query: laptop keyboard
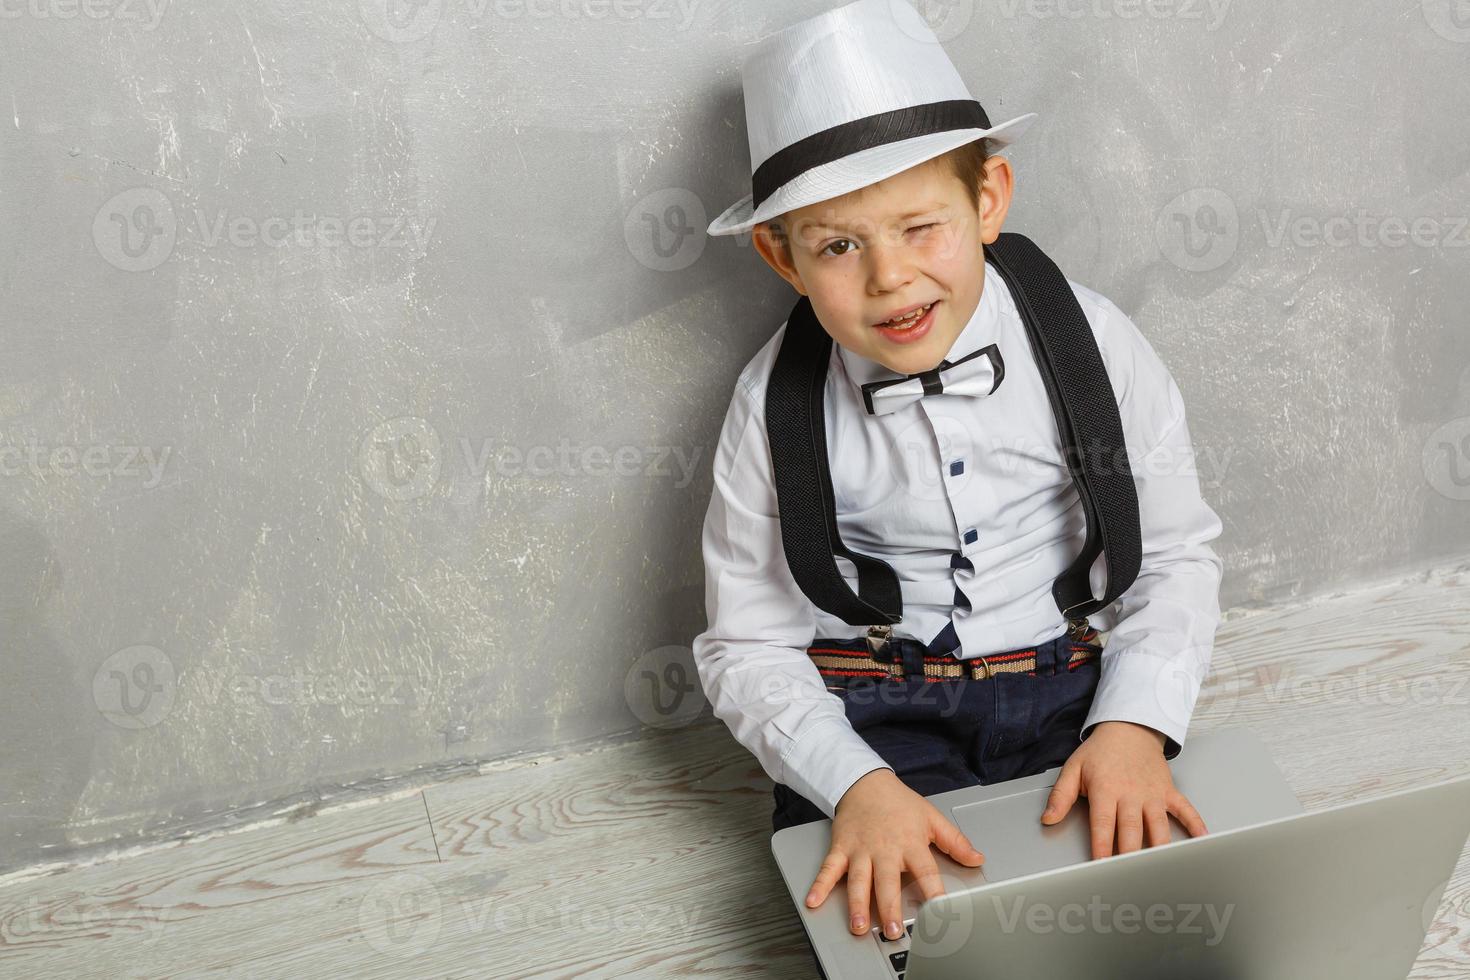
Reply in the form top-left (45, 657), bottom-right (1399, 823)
top-left (871, 919), bottom-right (915, 977)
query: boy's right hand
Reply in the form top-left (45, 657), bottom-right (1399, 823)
top-left (803, 768), bottom-right (985, 940)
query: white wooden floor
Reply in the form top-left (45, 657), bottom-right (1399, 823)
top-left (2, 565), bottom-right (1469, 978)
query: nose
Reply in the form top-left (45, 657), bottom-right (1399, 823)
top-left (866, 241), bottom-right (917, 298)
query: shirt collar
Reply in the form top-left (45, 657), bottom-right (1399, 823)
top-left (836, 257), bottom-right (1007, 395)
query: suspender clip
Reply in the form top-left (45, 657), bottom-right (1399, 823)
top-left (865, 624), bottom-right (894, 662)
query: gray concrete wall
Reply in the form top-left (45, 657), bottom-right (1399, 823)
top-left (1, 0), bottom-right (1467, 869)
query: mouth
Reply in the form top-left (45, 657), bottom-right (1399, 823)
top-left (872, 300), bottom-right (939, 343)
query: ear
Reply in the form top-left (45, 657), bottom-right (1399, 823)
top-left (752, 220), bottom-right (808, 296)
top-left (977, 155), bottom-right (1015, 246)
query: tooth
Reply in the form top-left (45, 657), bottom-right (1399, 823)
top-left (883, 303), bottom-right (930, 326)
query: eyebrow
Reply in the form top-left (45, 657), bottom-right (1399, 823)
top-left (799, 203), bottom-right (947, 234)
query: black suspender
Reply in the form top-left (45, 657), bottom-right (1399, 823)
top-left (766, 293), bottom-right (905, 628)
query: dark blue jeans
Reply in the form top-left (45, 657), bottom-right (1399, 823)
top-left (771, 627), bottom-right (1103, 978)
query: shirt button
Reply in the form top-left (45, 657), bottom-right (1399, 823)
top-left (949, 459), bottom-right (965, 476)
top-left (963, 528), bottom-right (978, 544)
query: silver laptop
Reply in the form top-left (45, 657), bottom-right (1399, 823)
top-left (772, 727), bottom-right (1470, 979)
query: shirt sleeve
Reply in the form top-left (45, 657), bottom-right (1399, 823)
top-left (1076, 299), bottom-right (1226, 760)
top-left (691, 374), bottom-right (894, 817)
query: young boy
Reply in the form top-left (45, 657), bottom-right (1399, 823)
top-left (691, 0), bottom-right (1224, 956)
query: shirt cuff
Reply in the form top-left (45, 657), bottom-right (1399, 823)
top-left (780, 715), bottom-right (894, 818)
top-left (1078, 651), bottom-right (1199, 761)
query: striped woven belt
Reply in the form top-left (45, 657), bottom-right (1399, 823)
top-left (808, 626), bottom-right (1102, 685)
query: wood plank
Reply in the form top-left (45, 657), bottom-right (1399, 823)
top-left (0, 792), bottom-right (440, 978)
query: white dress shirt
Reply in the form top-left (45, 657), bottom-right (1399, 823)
top-left (691, 257), bottom-right (1225, 818)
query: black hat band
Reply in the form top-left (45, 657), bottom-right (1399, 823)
top-left (750, 98), bottom-right (994, 211)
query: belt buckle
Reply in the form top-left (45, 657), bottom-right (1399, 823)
top-left (1066, 617), bottom-right (1092, 641)
top-left (866, 624), bottom-right (895, 663)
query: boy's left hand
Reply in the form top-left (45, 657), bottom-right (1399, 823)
top-left (1039, 720), bottom-right (1209, 858)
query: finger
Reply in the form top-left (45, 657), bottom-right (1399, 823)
top-left (1167, 791), bottom-right (1209, 837)
top-left (806, 849), bottom-right (849, 907)
top-left (907, 850), bottom-right (947, 904)
top-left (1143, 801), bottom-right (1172, 848)
top-left (846, 853), bottom-right (873, 935)
top-left (930, 813), bottom-right (984, 865)
top-left (1041, 760), bottom-right (1081, 824)
top-left (1116, 798), bottom-right (1145, 854)
top-left (1089, 795), bottom-right (1118, 859)
top-left (874, 857), bottom-right (905, 940)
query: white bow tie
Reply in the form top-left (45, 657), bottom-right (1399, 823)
top-left (859, 343), bottom-right (1005, 416)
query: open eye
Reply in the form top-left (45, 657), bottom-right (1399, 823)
top-left (820, 239), bottom-right (858, 257)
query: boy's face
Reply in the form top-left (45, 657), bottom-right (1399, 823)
top-left (752, 153), bottom-right (1013, 378)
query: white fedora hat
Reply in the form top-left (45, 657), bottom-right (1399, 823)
top-left (707, 0), bottom-right (1037, 238)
